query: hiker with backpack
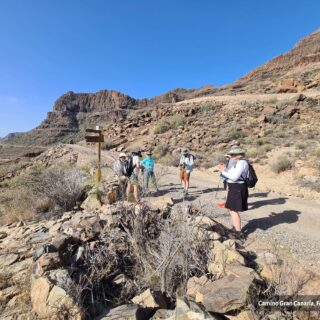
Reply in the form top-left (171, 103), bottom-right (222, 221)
top-left (179, 149), bottom-right (194, 195)
top-left (113, 152), bottom-right (129, 198)
top-left (218, 146), bottom-right (256, 240)
top-left (218, 140), bottom-right (241, 208)
top-left (126, 149), bottom-right (143, 204)
top-left (140, 150), bottom-right (159, 195)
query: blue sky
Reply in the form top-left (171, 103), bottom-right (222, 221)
top-left (0, 0), bottom-right (319, 137)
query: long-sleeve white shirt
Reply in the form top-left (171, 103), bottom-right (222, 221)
top-left (221, 159), bottom-right (249, 183)
top-left (180, 155), bottom-right (194, 173)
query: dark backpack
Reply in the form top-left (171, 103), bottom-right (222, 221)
top-left (123, 156), bottom-right (135, 177)
top-left (242, 160), bottom-right (258, 188)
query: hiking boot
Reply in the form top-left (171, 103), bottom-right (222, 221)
top-left (236, 231), bottom-right (246, 244)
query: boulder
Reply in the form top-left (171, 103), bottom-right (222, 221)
top-left (151, 308), bottom-right (175, 320)
top-left (226, 310), bottom-right (255, 320)
top-left (37, 252), bottom-right (61, 273)
top-left (208, 241), bottom-right (245, 277)
top-left (30, 277), bottom-right (51, 318)
top-left (187, 275), bottom-right (210, 299)
top-left (47, 269), bottom-right (73, 292)
top-left (277, 78), bottom-right (305, 93)
top-left (0, 254), bottom-right (19, 268)
top-left (149, 197), bottom-right (174, 211)
top-left (176, 297), bottom-right (220, 320)
top-left (98, 304), bottom-right (152, 320)
top-left (0, 231), bottom-right (8, 239)
top-left (81, 193), bottom-right (102, 211)
top-left (195, 271), bottom-right (256, 313)
top-left (132, 289), bottom-right (167, 309)
top-left (46, 285), bottom-right (81, 318)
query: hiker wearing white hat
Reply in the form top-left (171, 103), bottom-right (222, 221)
top-left (218, 146), bottom-right (248, 240)
top-left (179, 149), bottom-right (194, 195)
top-left (113, 152), bottom-right (128, 198)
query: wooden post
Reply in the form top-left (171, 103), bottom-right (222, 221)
top-left (85, 126), bottom-right (104, 188)
top-left (96, 130), bottom-right (102, 185)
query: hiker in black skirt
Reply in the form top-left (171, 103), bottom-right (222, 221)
top-left (218, 147), bottom-right (248, 239)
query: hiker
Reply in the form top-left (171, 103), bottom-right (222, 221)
top-left (179, 149), bottom-right (194, 195)
top-left (113, 152), bottom-right (129, 197)
top-left (218, 147), bottom-right (248, 239)
top-left (140, 150), bottom-right (158, 195)
top-left (217, 141), bottom-right (241, 208)
top-left (127, 149), bottom-right (143, 203)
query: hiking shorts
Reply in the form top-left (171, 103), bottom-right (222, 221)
top-left (180, 168), bottom-right (190, 182)
top-left (225, 183), bottom-right (248, 212)
top-left (128, 173), bottom-right (139, 186)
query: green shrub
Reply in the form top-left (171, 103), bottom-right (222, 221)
top-left (247, 147), bottom-right (259, 158)
top-left (263, 97), bottom-right (278, 104)
top-left (256, 137), bottom-right (271, 146)
top-left (153, 143), bottom-right (170, 160)
top-left (228, 129), bottom-right (245, 140)
top-left (101, 140), bottom-right (116, 150)
top-left (261, 144), bottom-right (274, 152)
top-left (202, 102), bottom-right (217, 112)
top-left (154, 119), bottom-right (170, 134)
top-left (271, 157), bottom-right (293, 174)
top-left (170, 114), bottom-right (185, 129)
top-left (154, 115), bottom-right (185, 134)
top-left (296, 143), bottom-right (307, 150)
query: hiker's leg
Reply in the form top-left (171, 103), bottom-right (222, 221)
top-left (151, 171), bottom-right (158, 190)
top-left (229, 210), bottom-right (241, 232)
top-left (126, 183), bottom-right (131, 200)
top-left (143, 171), bottom-right (148, 192)
top-left (134, 185), bottom-right (140, 202)
top-left (185, 173), bottom-right (190, 191)
top-left (180, 168), bottom-right (184, 186)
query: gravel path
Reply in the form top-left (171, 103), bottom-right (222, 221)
top-left (147, 166), bottom-right (320, 271)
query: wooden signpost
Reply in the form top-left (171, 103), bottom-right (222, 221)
top-left (85, 126), bottom-right (104, 186)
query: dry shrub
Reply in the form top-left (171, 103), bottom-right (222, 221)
top-left (64, 203), bottom-right (212, 318)
top-left (271, 157), bottom-right (293, 174)
top-left (1, 189), bottom-right (37, 225)
top-left (28, 166), bottom-right (84, 211)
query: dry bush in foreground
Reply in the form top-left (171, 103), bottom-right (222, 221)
top-left (27, 166), bottom-right (84, 211)
top-left (62, 203), bottom-right (212, 318)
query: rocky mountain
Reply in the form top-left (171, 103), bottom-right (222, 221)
top-left (229, 29), bottom-right (320, 93)
top-left (2, 29), bottom-right (320, 148)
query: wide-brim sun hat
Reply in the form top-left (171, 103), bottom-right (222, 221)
top-left (229, 140), bottom-right (240, 147)
top-left (119, 152), bottom-right (127, 158)
top-left (146, 151), bottom-right (152, 155)
top-left (182, 149), bottom-right (189, 155)
top-left (228, 147), bottom-right (245, 155)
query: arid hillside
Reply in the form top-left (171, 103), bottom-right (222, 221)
top-left (2, 29), bottom-right (319, 150)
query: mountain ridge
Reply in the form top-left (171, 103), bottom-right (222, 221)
top-left (3, 29), bottom-right (320, 146)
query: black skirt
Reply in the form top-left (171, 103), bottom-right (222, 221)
top-left (225, 183), bottom-right (248, 212)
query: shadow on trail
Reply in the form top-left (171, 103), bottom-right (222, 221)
top-left (249, 197), bottom-right (288, 210)
top-left (173, 195), bottom-right (198, 204)
top-left (250, 192), bottom-right (270, 198)
top-left (242, 210), bottom-right (301, 236)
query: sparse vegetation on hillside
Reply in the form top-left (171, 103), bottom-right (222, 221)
top-left (154, 114), bottom-right (185, 134)
top-left (271, 156), bottom-right (293, 174)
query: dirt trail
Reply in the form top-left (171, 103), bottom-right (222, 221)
top-left (175, 90), bottom-right (319, 105)
top-left (154, 166), bottom-right (320, 269)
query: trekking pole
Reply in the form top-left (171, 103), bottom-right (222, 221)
top-left (214, 177), bottom-right (221, 199)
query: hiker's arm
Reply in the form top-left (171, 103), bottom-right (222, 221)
top-left (221, 161), bottom-right (246, 182)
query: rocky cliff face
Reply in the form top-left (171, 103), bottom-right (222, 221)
top-left (230, 29), bottom-right (320, 93)
top-left (3, 30), bottom-right (320, 147)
